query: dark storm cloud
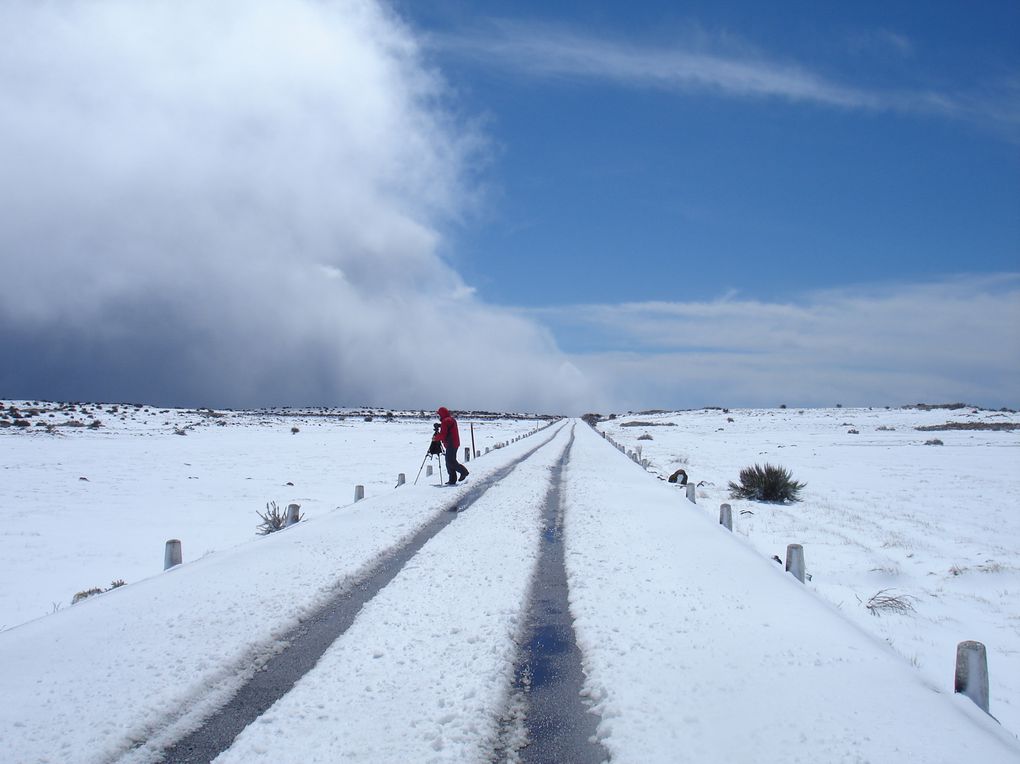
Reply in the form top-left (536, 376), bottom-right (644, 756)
top-left (0, 0), bottom-right (596, 412)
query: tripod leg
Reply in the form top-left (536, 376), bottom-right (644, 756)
top-left (413, 452), bottom-right (429, 485)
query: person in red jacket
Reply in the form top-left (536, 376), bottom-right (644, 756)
top-left (433, 406), bottom-right (469, 485)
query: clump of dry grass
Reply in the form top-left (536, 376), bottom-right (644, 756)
top-left (863, 589), bottom-right (917, 616)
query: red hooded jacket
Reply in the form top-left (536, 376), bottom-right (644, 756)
top-left (434, 407), bottom-right (460, 449)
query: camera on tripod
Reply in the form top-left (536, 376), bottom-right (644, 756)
top-left (428, 423), bottom-right (443, 455)
top-left (414, 422), bottom-right (446, 484)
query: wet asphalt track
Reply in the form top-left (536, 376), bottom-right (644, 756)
top-left (498, 426), bottom-right (608, 764)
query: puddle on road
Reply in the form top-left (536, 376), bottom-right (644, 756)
top-left (497, 426), bottom-right (607, 764)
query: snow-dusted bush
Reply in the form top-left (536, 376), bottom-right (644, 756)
top-left (72, 579), bottom-right (126, 605)
top-left (257, 501), bottom-right (302, 535)
top-left (72, 587), bottom-right (103, 604)
top-left (728, 463), bottom-right (805, 503)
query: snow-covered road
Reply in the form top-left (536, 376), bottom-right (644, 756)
top-left (2, 419), bottom-right (1018, 763)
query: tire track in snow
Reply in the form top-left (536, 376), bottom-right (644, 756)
top-left (496, 425), bottom-right (608, 764)
top-left (152, 421), bottom-right (568, 764)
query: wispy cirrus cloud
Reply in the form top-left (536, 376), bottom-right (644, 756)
top-left (434, 19), bottom-right (879, 108)
top-left (432, 19), bottom-right (1019, 135)
top-left (527, 274), bottom-right (1020, 410)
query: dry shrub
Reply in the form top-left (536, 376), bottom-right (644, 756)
top-left (72, 580), bottom-right (126, 605)
top-left (72, 587), bottom-right (104, 604)
top-left (728, 463), bottom-right (806, 503)
top-left (257, 501), bottom-right (302, 535)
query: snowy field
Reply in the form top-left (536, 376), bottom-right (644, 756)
top-left (601, 405), bottom-right (1020, 736)
top-left (1, 402), bottom-right (1018, 762)
top-left (0, 401), bottom-right (546, 630)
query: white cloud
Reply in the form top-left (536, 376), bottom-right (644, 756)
top-left (435, 19), bottom-right (878, 108)
top-left (433, 19), bottom-right (1020, 135)
top-left (847, 28), bottom-right (915, 59)
top-left (531, 274), bottom-right (1020, 411)
top-left (0, 0), bottom-right (595, 412)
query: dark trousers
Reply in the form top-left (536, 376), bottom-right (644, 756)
top-left (445, 446), bottom-right (467, 482)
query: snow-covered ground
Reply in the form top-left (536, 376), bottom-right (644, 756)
top-left (564, 421), bottom-right (1018, 762)
top-left (600, 405), bottom-right (1020, 736)
top-left (1, 402), bottom-right (1018, 762)
top-left (0, 402), bottom-right (546, 630)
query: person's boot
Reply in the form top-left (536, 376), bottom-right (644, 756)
top-left (458, 468), bottom-right (469, 483)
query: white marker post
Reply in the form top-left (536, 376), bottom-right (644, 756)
top-left (285, 503), bottom-right (301, 526)
top-left (719, 503), bottom-right (733, 531)
top-left (354, 485), bottom-right (365, 502)
top-left (685, 484), bottom-right (697, 503)
top-left (955, 641), bottom-right (990, 714)
top-left (785, 544), bottom-right (805, 583)
top-left (164, 539), bottom-right (182, 570)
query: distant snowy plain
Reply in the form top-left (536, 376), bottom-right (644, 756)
top-left (1, 401), bottom-right (1017, 762)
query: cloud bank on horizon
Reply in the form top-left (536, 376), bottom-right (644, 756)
top-left (542, 274), bottom-right (1020, 411)
top-left (0, 0), bottom-right (591, 412)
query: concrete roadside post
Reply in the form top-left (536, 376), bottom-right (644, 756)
top-left (685, 484), bottom-right (697, 503)
top-left (285, 503), bottom-right (301, 526)
top-left (426, 465), bottom-right (433, 477)
top-left (164, 539), bottom-right (182, 570)
top-left (464, 447), bottom-right (470, 462)
top-left (396, 473), bottom-right (405, 487)
top-left (354, 485), bottom-right (365, 502)
top-left (955, 641), bottom-right (990, 714)
top-left (720, 503), bottom-right (733, 531)
top-left (786, 543), bottom-right (805, 583)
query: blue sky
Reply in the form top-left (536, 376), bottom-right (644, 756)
top-left (398, 1), bottom-right (1018, 311)
top-left (0, 0), bottom-right (1016, 412)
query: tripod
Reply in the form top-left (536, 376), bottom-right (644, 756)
top-left (413, 450), bottom-right (443, 485)
top-left (413, 426), bottom-right (445, 485)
